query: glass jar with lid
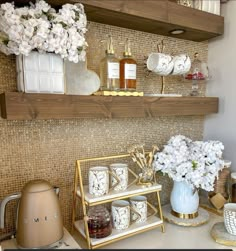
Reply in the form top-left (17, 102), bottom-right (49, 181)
top-left (185, 52), bottom-right (210, 96)
top-left (87, 205), bottom-right (112, 239)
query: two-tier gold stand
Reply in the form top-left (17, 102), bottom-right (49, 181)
top-left (71, 153), bottom-right (165, 249)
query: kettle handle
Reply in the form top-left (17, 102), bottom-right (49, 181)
top-left (53, 186), bottom-right (60, 196)
top-left (0, 193), bottom-right (21, 229)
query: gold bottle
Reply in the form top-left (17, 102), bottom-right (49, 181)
top-left (99, 35), bottom-right (120, 91)
top-left (120, 39), bottom-right (137, 90)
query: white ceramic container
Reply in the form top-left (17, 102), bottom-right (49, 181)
top-left (16, 51), bottom-right (65, 94)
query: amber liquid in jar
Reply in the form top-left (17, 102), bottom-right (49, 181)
top-left (87, 205), bottom-right (112, 239)
top-left (120, 57), bottom-right (137, 90)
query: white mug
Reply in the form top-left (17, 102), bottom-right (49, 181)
top-left (224, 203), bottom-right (236, 235)
top-left (130, 196), bottom-right (148, 223)
top-left (172, 54), bottom-right (191, 75)
top-left (146, 53), bottom-right (174, 76)
top-left (88, 166), bottom-right (120, 196)
top-left (111, 200), bottom-right (141, 230)
top-left (110, 163), bottom-right (128, 191)
top-left (130, 196), bottom-right (158, 223)
top-left (110, 163), bottom-right (138, 191)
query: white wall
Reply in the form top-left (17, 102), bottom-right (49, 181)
top-left (204, 1), bottom-right (236, 170)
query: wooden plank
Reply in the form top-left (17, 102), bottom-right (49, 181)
top-left (0, 0), bottom-right (224, 42)
top-left (0, 92), bottom-right (219, 120)
top-left (144, 96), bottom-right (219, 116)
top-left (78, 0), bottom-right (224, 42)
top-left (0, 92), bottom-right (6, 119)
top-left (167, 1), bottom-right (224, 36)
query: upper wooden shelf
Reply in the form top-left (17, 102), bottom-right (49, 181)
top-left (78, 0), bottom-right (224, 42)
top-left (0, 0), bottom-right (224, 42)
top-left (0, 92), bottom-right (218, 120)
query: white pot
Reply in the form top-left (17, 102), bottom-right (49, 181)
top-left (170, 180), bottom-right (199, 214)
top-left (16, 51), bottom-right (65, 94)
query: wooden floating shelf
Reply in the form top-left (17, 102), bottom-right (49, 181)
top-left (0, 92), bottom-right (218, 120)
top-left (0, 0), bottom-right (224, 42)
top-left (78, 0), bottom-right (224, 42)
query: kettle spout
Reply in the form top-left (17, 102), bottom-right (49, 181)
top-left (0, 193), bottom-right (21, 229)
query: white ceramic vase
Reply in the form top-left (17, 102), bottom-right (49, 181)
top-left (170, 180), bottom-right (199, 214)
top-left (16, 51), bottom-right (65, 94)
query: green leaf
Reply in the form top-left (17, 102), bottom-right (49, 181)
top-left (192, 160), bottom-right (198, 170)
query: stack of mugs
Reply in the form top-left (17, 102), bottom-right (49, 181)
top-left (146, 52), bottom-right (191, 76)
top-left (88, 163), bottom-right (134, 196)
top-left (87, 163), bottom-right (157, 237)
top-left (111, 196), bottom-right (153, 230)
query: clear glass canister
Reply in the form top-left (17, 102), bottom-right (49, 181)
top-left (185, 52), bottom-right (209, 81)
top-left (87, 205), bottom-right (112, 239)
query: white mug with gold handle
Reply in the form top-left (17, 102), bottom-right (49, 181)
top-left (88, 166), bottom-right (120, 196)
top-left (130, 195), bottom-right (157, 223)
top-left (112, 200), bottom-right (141, 230)
top-left (110, 163), bottom-right (139, 191)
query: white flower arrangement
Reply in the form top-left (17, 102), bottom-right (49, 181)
top-left (153, 135), bottom-right (225, 192)
top-left (0, 0), bottom-right (87, 63)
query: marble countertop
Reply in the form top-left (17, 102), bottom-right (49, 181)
top-left (72, 210), bottom-right (236, 250)
top-left (1, 228), bottom-right (81, 250)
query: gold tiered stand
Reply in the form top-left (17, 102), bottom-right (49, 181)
top-left (71, 153), bottom-right (165, 249)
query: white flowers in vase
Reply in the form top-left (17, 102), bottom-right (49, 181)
top-left (0, 0), bottom-right (87, 63)
top-left (153, 135), bottom-right (225, 192)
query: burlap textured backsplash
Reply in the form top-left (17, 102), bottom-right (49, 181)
top-left (0, 21), bottom-right (207, 237)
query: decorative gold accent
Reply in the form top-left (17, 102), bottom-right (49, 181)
top-left (161, 76), bottom-right (165, 94)
top-left (107, 170), bottom-right (121, 191)
top-left (127, 168), bottom-right (139, 187)
top-left (93, 90), bottom-right (144, 96)
top-left (72, 153), bottom-right (165, 249)
top-left (127, 144), bottom-right (159, 186)
top-left (171, 209), bottom-right (198, 219)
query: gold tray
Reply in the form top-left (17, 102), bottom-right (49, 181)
top-left (93, 90), bottom-right (144, 96)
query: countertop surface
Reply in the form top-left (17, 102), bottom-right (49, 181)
top-left (72, 211), bottom-right (236, 250)
top-left (1, 228), bottom-right (81, 250)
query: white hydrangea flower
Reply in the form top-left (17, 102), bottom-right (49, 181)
top-left (0, 0), bottom-right (87, 63)
top-left (153, 135), bottom-right (225, 192)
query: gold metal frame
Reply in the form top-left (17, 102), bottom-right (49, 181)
top-left (72, 153), bottom-right (165, 249)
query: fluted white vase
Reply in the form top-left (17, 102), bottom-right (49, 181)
top-left (16, 51), bottom-right (65, 94)
top-left (170, 180), bottom-right (199, 214)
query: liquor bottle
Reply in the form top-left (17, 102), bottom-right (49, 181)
top-left (120, 38), bottom-right (137, 90)
top-left (99, 35), bottom-right (120, 91)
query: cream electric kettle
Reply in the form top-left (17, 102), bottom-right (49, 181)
top-left (0, 179), bottom-right (64, 248)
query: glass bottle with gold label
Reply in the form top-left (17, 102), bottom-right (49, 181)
top-left (120, 39), bottom-right (137, 91)
top-left (99, 35), bottom-right (120, 91)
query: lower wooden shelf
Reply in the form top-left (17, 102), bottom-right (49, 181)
top-left (0, 92), bottom-right (218, 120)
top-left (74, 216), bottom-right (163, 248)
